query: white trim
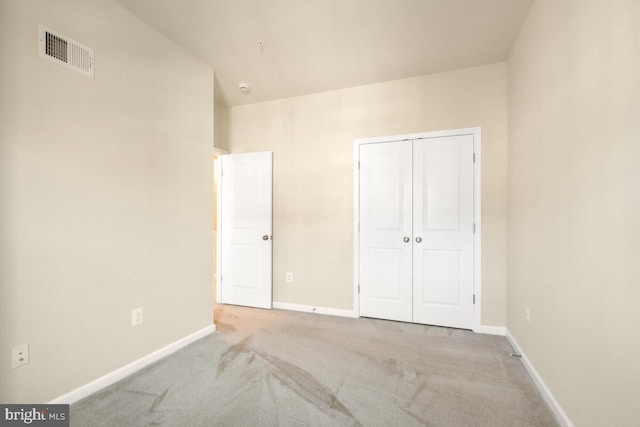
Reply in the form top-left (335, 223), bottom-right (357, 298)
top-left (273, 302), bottom-right (358, 318)
top-left (474, 325), bottom-right (506, 336)
top-left (48, 324), bottom-right (216, 405)
top-left (213, 148), bottom-right (227, 305)
top-left (353, 127), bottom-right (481, 145)
top-left (352, 140), bottom-right (361, 317)
top-left (472, 130), bottom-right (482, 331)
top-left (353, 127), bottom-right (482, 330)
top-left (506, 330), bottom-right (574, 427)
top-left (214, 153), bottom-right (223, 304)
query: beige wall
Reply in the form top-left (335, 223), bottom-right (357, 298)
top-left (507, 0), bottom-right (640, 425)
top-left (0, 0), bottom-right (214, 403)
top-left (226, 63), bottom-right (508, 326)
top-left (214, 101), bottom-right (230, 152)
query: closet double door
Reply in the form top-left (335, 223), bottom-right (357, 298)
top-left (359, 134), bottom-right (474, 329)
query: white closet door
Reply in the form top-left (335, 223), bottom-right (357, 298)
top-left (412, 135), bottom-right (474, 329)
top-left (359, 141), bottom-right (413, 322)
top-left (220, 152), bottom-right (273, 309)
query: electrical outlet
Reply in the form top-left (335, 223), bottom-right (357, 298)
top-left (12, 344), bottom-right (29, 369)
top-left (286, 272), bottom-right (293, 283)
top-left (525, 306), bottom-right (531, 324)
top-left (132, 307), bottom-right (143, 327)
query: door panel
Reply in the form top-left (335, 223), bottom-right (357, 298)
top-left (221, 152), bottom-right (272, 309)
top-left (230, 245), bottom-right (262, 289)
top-left (421, 249), bottom-right (461, 305)
top-left (413, 135), bottom-right (474, 329)
top-left (359, 141), bottom-right (412, 322)
top-left (368, 152), bottom-right (403, 230)
top-left (424, 149), bottom-right (461, 230)
top-left (368, 247), bottom-right (404, 300)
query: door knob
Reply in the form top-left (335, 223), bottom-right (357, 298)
top-left (403, 237), bottom-right (410, 243)
top-left (415, 237), bottom-right (422, 243)
top-left (262, 235), bottom-right (271, 241)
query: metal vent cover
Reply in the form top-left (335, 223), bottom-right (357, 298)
top-left (39, 25), bottom-right (94, 78)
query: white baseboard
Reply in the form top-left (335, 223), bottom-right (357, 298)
top-left (49, 324), bottom-right (216, 405)
top-left (273, 302), bottom-right (358, 319)
top-left (474, 325), bottom-right (506, 336)
top-left (506, 330), bottom-right (574, 427)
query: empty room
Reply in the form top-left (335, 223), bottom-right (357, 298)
top-left (1, 0), bottom-right (638, 426)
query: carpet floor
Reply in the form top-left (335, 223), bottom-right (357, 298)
top-left (71, 304), bottom-right (558, 426)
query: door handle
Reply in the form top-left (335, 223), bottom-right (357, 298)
top-left (403, 237), bottom-right (410, 243)
top-left (262, 235), bottom-right (271, 241)
top-left (415, 237), bottom-right (422, 243)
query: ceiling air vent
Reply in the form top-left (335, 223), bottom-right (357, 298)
top-left (39, 25), bottom-right (94, 78)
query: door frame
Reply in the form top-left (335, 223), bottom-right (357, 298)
top-left (214, 147), bottom-right (227, 304)
top-left (353, 127), bottom-right (482, 331)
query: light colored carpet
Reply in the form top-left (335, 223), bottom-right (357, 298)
top-left (71, 304), bottom-right (558, 426)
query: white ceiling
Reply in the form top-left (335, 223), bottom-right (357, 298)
top-left (114, 0), bottom-right (533, 106)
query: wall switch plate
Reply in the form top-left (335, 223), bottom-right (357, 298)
top-left (132, 307), bottom-right (143, 326)
top-left (285, 272), bottom-right (293, 283)
top-left (12, 344), bottom-right (29, 368)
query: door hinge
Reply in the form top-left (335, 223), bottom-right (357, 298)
top-left (473, 223), bottom-right (476, 233)
top-left (358, 222), bottom-right (360, 232)
top-left (358, 160), bottom-right (360, 170)
top-left (473, 294), bottom-right (476, 304)
top-left (358, 284), bottom-right (360, 293)
top-left (473, 152), bottom-right (476, 163)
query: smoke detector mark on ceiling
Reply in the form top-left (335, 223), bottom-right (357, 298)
top-left (238, 82), bottom-right (250, 94)
top-left (39, 25), bottom-right (94, 78)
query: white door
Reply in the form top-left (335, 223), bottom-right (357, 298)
top-left (412, 135), bottom-right (474, 329)
top-left (220, 152), bottom-right (273, 309)
top-left (358, 134), bottom-right (475, 329)
top-left (359, 141), bottom-right (413, 322)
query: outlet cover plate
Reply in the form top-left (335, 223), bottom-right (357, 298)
top-left (132, 307), bottom-right (143, 326)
